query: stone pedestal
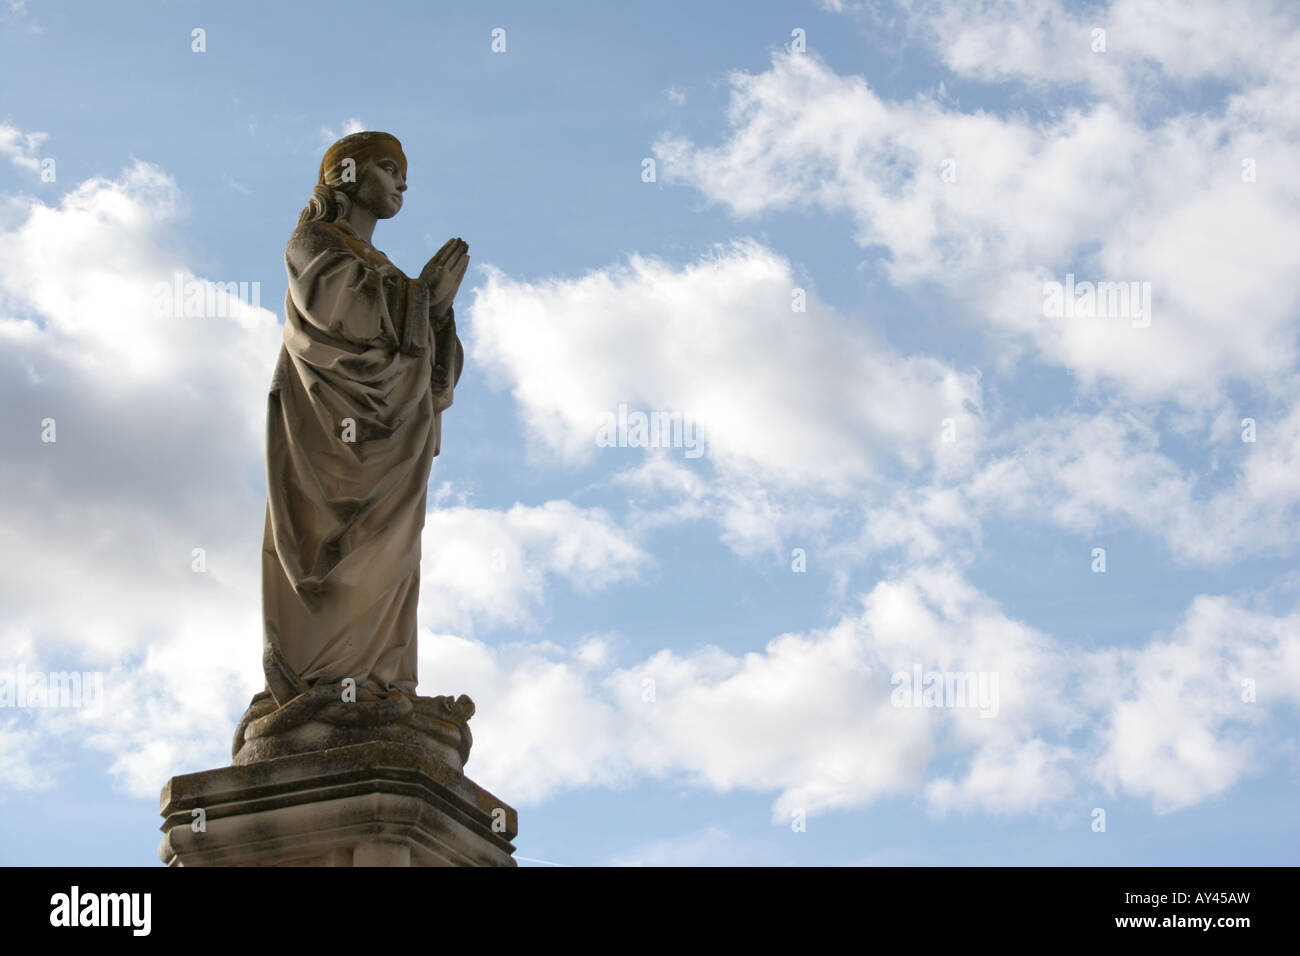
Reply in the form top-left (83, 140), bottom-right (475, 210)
top-left (158, 740), bottom-right (517, 867)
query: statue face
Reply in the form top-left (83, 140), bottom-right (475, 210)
top-left (355, 153), bottom-right (406, 219)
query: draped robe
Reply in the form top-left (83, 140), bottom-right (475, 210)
top-left (261, 219), bottom-right (463, 705)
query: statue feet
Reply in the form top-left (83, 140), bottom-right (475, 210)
top-left (231, 682), bottom-right (475, 770)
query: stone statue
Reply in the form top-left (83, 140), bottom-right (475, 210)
top-left (160, 133), bottom-right (517, 867)
top-left (232, 131), bottom-right (476, 768)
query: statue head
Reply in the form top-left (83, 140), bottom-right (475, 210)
top-left (298, 131), bottom-right (408, 226)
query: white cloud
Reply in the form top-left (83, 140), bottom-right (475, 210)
top-left (0, 157), bottom-right (283, 793)
top-left (836, 401), bottom-right (1300, 568)
top-left (0, 122), bottom-right (47, 174)
top-left (925, 739), bottom-right (1075, 816)
top-left (467, 240), bottom-right (982, 493)
top-left (0, 717), bottom-right (55, 793)
top-left (611, 455), bottom-right (845, 560)
top-left (420, 496), bottom-right (650, 634)
top-left (1087, 594), bottom-right (1300, 811)
top-left (419, 631), bottom-right (633, 802)
top-left (653, 36), bottom-right (1300, 406)
top-left (970, 404), bottom-right (1300, 563)
top-left (911, 0), bottom-right (1298, 103)
top-left (425, 563), bottom-right (1300, 821)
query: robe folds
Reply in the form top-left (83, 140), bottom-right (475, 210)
top-left (261, 219), bottom-right (464, 705)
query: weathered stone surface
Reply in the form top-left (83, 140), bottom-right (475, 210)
top-left (159, 740), bottom-right (516, 867)
top-left (231, 686), bottom-right (474, 769)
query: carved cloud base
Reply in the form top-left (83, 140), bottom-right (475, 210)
top-left (230, 685), bottom-right (476, 770)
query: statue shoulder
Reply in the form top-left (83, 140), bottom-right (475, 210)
top-left (288, 219), bottom-right (351, 261)
top-left (287, 220), bottom-right (394, 272)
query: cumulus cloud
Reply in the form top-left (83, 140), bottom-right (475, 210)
top-left (0, 154), bottom-right (284, 793)
top-left (910, 0), bottom-right (1298, 103)
top-left (968, 403), bottom-right (1300, 563)
top-left (640, 8), bottom-right (1300, 571)
top-left (467, 239), bottom-right (982, 492)
top-left (425, 564), bottom-right (1300, 820)
top-left (1086, 593), bottom-right (1300, 811)
top-left (832, 400), bottom-right (1300, 569)
top-left (420, 495), bottom-right (650, 634)
top-left (653, 39), bottom-right (1300, 406)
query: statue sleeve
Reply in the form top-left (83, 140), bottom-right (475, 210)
top-left (430, 308), bottom-right (463, 403)
top-left (427, 308), bottom-right (464, 457)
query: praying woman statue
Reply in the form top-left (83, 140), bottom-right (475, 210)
top-left (233, 131), bottom-right (477, 767)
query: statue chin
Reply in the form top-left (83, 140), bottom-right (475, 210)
top-left (231, 685), bottom-right (476, 772)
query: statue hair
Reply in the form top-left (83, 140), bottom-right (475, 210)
top-left (299, 132), bottom-right (405, 227)
top-left (297, 182), bottom-right (356, 226)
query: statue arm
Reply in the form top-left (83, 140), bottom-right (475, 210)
top-left (429, 297), bottom-right (455, 332)
top-left (429, 307), bottom-right (464, 418)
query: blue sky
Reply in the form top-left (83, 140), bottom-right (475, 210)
top-left (2, 0), bottom-right (1299, 865)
